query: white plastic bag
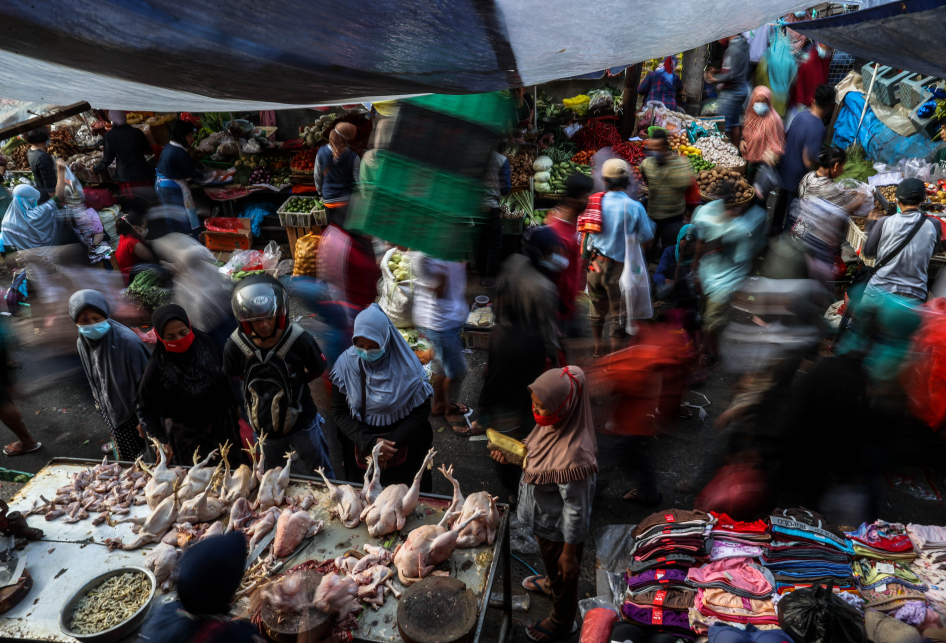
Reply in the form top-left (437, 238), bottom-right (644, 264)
top-left (620, 233), bottom-right (652, 333)
top-left (377, 247), bottom-right (414, 328)
top-left (836, 178), bottom-right (873, 218)
top-left (261, 240), bottom-right (282, 271)
top-left (904, 157), bottom-right (932, 182)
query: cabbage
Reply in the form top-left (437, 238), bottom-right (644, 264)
top-left (534, 171), bottom-right (551, 183)
top-left (534, 181), bottom-right (551, 193)
top-left (533, 156), bottom-right (553, 172)
top-left (391, 253), bottom-right (401, 263)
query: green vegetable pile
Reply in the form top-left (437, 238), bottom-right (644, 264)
top-left (123, 270), bottom-right (170, 310)
top-left (838, 146), bottom-right (877, 183)
top-left (536, 161), bottom-right (592, 194)
top-left (282, 197), bottom-right (321, 213)
top-left (231, 269), bottom-right (266, 281)
top-left (527, 209), bottom-right (549, 228)
top-left (387, 253), bottom-right (412, 281)
top-left (687, 153), bottom-right (715, 172)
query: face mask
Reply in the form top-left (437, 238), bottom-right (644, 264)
top-left (356, 347), bottom-right (385, 362)
top-left (78, 320), bottom-right (111, 340)
top-left (160, 328), bottom-right (194, 353)
top-left (752, 102), bottom-right (770, 117)
top-left (532, 367), bottom-right (580, 427)
top-left (538, 254), bottom-right (570, 272)
top-left (533, 409), bottom-right (561, 426)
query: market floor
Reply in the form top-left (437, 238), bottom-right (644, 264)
top-left (3, 277), bottom-right (946, 643)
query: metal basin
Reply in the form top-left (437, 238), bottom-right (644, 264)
top-left (58, 566), bottom-right (156, 643)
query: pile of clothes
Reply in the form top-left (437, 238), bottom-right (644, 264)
top-left (622, 509), bottom-right (713, 638)
top-left (762, 507), bottom-right (856, 593)
top-left (688, 556), bottom-right (779, 629)
top-left (708, 512), bottom-right (769, 561)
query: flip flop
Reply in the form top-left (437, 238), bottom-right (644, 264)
top-left (451, 423), bottom-right (486, 438)
top-left (3, 441), bottom-right (41, 457)
top-left (521, 574), bottom-right (551, 596)
top-left (525, 620), bottom-right (578, 642)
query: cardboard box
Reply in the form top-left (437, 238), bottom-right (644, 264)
top-left (201, 218), bottom-right (252, 252)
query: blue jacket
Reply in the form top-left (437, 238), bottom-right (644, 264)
top-left (654, 245), bottom-right (678, 286)
top-left (314, 146), bottom-right (360, 204)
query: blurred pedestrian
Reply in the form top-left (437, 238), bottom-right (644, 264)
top-left (93, 111), bottom-right (156, 200)
top-left (314, 122), bottom-right (360, 227)
top-left (479, 143), bottom-right (511, 288)
top-left (640, 129), bottom-right (696, 262)
top-left (706, 34), bottom-right (750, 148)
top-left (24, 127), bottom-right (57, 200)
top-left (331, 304), bottom-right (434, 490)
top-left (155, 119), bottom-right (205, 235)
top-left (0, 318), bottom-right (41, 457)
top-left (68, 289), bottom-right (150, 461)
top-left (114, 210), bottom-right (159, 284)
top-left (545, 173), bottom-right (592, 335)
top-left (740, 86), bottom-right (785, 173)
top-left (585, 159), bottom-right (655, 356)
top-left (411, 252), bottom-right (470, 430)
top-left (491, 366), bottom-right (597, 643)
top-left (137, 304), bottom-right (243, 466)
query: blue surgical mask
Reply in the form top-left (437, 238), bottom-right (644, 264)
top-left (78, 320), bottom-right (111, 340)
top-left (356, 347), bottom-right (385, 362)
top-left (538, 254), bottom-right (570, 272)
top-left (752, 102), bottom-right (770, 117)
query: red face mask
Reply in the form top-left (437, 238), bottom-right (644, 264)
top-left (160, 328), bottom-right (195, 353)
top-left (533, 409), bottom-right (562, 426)
top-left (532, 367), bottom-right (581, 427)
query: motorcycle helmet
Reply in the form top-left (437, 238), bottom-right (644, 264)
top-left (231, 274), bottom-right (288, 335)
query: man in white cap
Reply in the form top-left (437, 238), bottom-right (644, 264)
top-left (586, 159), bottom-right (655, 356)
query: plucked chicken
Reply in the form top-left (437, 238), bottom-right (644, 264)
top-left (313, 573), bottom-right (361, 621)
top-left (393, 509), bottom-right (485, 585)
top-left (316, 467), bottom-right (363, 528)
top-left (360, 448), bottom-right (436, 537)
top-left (273, 506), bottom-right (323, 557)
top-left (440, 464), bottom-right (501, 547)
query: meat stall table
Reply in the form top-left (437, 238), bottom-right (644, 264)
top-left (0, 458), bottom-right (513, 643)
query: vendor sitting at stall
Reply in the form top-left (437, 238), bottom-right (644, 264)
top-left (24, 127), bottom-right (57, 200)
top-left (93, 110), bottom-right (155, 200)
top-left (314, 122), bottom-right (360, 225)
top-left (155, 118), bottom-right (204, 236)
top-left (115, 209), bottom-right (159, 284)
top-left (637, 56), bottom-right (684, 112)
top-left (2, 159), bottom-right (69, 252)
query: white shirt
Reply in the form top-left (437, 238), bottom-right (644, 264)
top-left (409, 252), bottom-right (468, 331)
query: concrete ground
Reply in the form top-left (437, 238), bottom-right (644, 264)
top-left (2, 263), bottom-right (945, 643)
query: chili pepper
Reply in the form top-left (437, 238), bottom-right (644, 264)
top-left (612, 141), bottom-right (646, 165)
top-left (576, 120), bottom-right (622, 151)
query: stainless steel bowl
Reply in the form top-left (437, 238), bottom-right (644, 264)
top-left (58, 566), bottom-right (157, 643)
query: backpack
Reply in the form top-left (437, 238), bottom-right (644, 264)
top-left (229, 323), bottom-right (306, 437)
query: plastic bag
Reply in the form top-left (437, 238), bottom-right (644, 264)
top-left (778, 583), bottom-right (867, 643)
top-left (204, 217), bottom-right (245, 233)
top-left (579, 607), bottom-right (619, 643)
top-left (904, 157), bottom-right (932, 182)
top-left (62, 166), bottom-right (85, 206)
top-left (292, 234), bottom-right (320, 276)
top-left (619, 234), bottom-right (652, 328)
top-left (220, 249), bottom-right (262, 276)
top-left (240, 202), bottom-right (276, 237)
top-left (508, 516), bottom-right (540, 554)
top-left (377, 247), bottom-right (414, 328)
top-left (587, 89), bottom-right (614, 113)
top-left (261, 240), bottom-right (281, 271)
top-left (836, 178), bottom-right (873, 218)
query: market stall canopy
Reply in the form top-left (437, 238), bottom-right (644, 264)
top-left (792, 0), bottom-right (946, 78)
top-left (0, 0), bottom-right (811, 111)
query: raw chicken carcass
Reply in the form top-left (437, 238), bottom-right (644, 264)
top-left (199, 521), bottom-right (225, 541)
top-left (316, 467), bottom-right (364, 528)
top-left (178, 447), bottom-right (219, 501)
top-left (110, 482), bottom-right (181, 550)
top-left (361, 441), bottom-right (383, 505)
top-left (360, 448), bottom-right (436, 537)
top-left (246, 506), bottom-right (281, 552)
top-left (262, 572), bottom-right (308, 614)
top-left (393, 509), bottom-right (485, 585)
top-left (255, 448), bottom-right (296, 512)
top-left (363, 543), bottom-right (394, 566)
top-left (273, 507), bottom-right (323, 557)
top-left (177, 465), bottom-right (226, 524)
top-left (313, 573), bottom-right (361, 622)
top-left (221, 440), bottom-right (259, 504)
top-left (225, 497), bottom-right (254, 534)
top-left (141, 440), bottom-right (183, 509)
top-left (440, 464), bottom-right (501, 548)
top-left (145, 542), bottom-right (180, 591)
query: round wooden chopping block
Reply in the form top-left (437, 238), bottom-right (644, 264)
top-left (0, 569), bottom-right (32, 615)
top-left (260, 572), bottom-right (329, 643)
top-left (397, 576), bottom-right (477, 643)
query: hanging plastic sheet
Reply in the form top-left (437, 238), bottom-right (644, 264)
top-left (0, 0), bottom-right (813, 110)
top-left (832, 91), bottom-right (943, 165)
top-left (792, 0), bottom-right (946, 79)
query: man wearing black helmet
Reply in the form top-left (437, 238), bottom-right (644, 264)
top-left (223, 274), bottom-right (334, 476)
top-left (863, 178), bottom-right (942, 302)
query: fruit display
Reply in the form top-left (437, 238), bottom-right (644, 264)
top-left (9, 144), bottom-right (29, 170)
top-left (233, 155), bottom-right (291, 187)
top-left (668, 131), bottom-right (689, 152)
top-left (687, 154), bottom-right (715, 173)
top-left (692, 136), bottom-right (743, 168)
top-left (301, 115), bottom-right (336, 147)
top-left (505, 145), bottom-right (537, 186)
top-left (571, 150), bottom-right (595, 165)
top-left (248, 165), bottom-right (272, 185)
top-left (282, 196), bottom-right (322, 213)
top-left (697, 167), bottom-right (754, 204)
top-left (291, 148), bottom-right (317, 173)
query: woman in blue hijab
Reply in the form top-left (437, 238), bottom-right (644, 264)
top-left (330, 304), bottom-right (434, 490)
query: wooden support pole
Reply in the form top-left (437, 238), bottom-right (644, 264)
top-left (0, 102), bottom-right (91, 141)
top-left (620, 63), bottom-right (643, 139)
top-left (682, 47), bottom-right (708, 116)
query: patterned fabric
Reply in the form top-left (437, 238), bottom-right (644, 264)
top-left (637, 70), bottom-right (683, 112)
top-left (640, 154), bottom-right (695, 220)
top-left (102, 410), bottom-right (143, 461)
top-left (577, 191), bottom-right (603, 233)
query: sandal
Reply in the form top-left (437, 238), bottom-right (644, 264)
top-left (622, 488), bottom-right (663, 506)
top-left (521, 574), bottom-right (552, 596)
top-left (452, 422), bottom-right (486, 438)
top-left (440, 403), bottom-right (472, 424)
top-left (525, 619), bottom-right (578, 642)
top-left (3, 441), bottom-right (41, 456)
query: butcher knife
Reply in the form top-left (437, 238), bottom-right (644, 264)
top-left (0, 536), bottom-right (23, 588)
top-left (244, 530), bottom-right (277, 571)
top-left (267, 533), bottom-right (317, 577)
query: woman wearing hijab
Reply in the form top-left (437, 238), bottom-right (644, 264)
top-left (137, 304), bottom-right (242, 465)
top-left (637, 56), bottom-right (684, 112)
top-left (142, 531), bottom-right (257, 643)
top-left (331, 304), bottom-right (434, 489)
top-left (93, 111), bottom-right (156, 200)
top-left (740, 86), bottom-right (785, 177)
top-left (313, 122), bottom-right (360, 222)
top-left (68, 290), bottom-right (151, 461)
top-left (2, 160), bottom-right (68, 252)
top-left (491, 366), bottom-right (597, 643)
top-left (155, 119), bottom-right (205, 235)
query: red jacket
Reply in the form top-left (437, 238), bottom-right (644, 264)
top-left (547, 211), bottom-right (582, 321)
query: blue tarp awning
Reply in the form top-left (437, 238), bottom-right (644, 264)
top-left (792, 0), bottom-right (946, 78)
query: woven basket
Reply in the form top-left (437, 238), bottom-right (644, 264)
top-left (700, 185), bottom-right (755, 206)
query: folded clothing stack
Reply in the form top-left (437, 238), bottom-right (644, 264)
top-left (845, 520), bottom-right (916, 561)
top-left (686, 557), bottom-right (778, 630)
top-left (908, 524), bottom-right (946, 620)
top-left (622, 510), bottom-right (714, 640)
top-left (852, 558), bottom-right (927, 592)
top-left (708, 513), bottom-right (770, 562)
top-left (763, 507), bottom-right (855, 593)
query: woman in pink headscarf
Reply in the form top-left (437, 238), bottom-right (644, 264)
top-left (740, 86), bottom-right (785, 172)
top-left (637, 56), bottom-right (684, 112)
